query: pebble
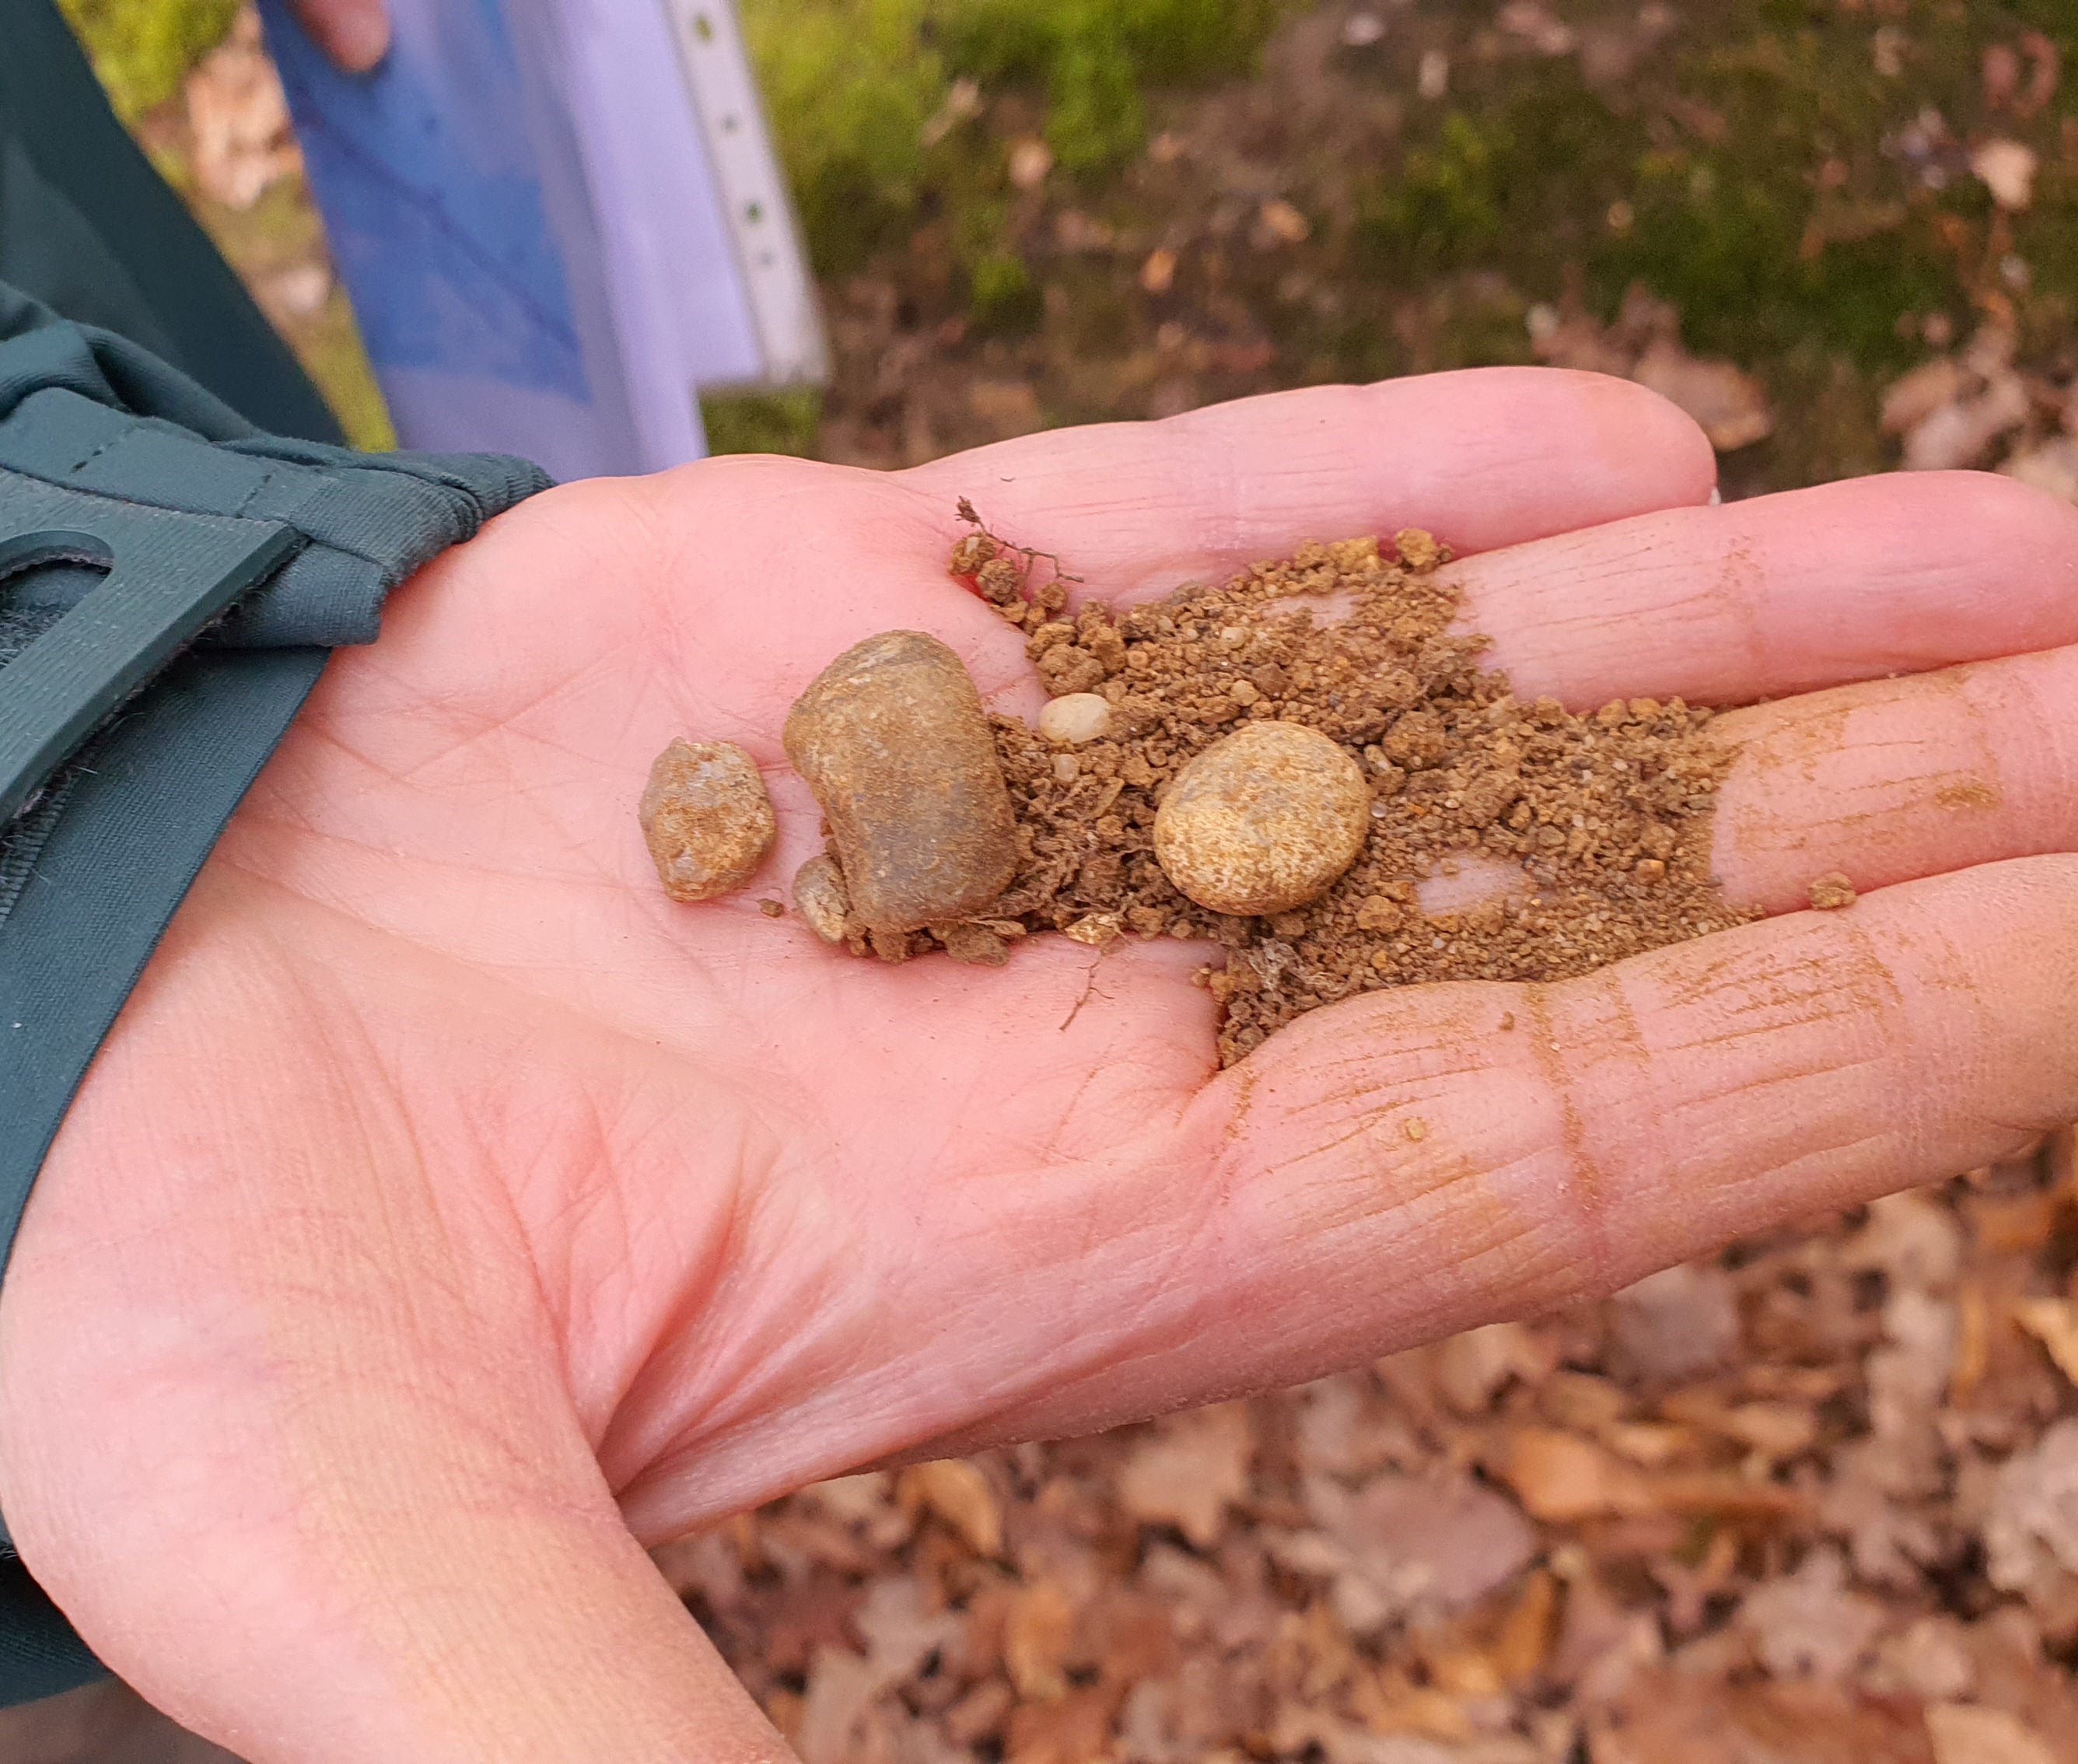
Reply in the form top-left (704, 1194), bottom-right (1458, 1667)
top-left (638, 739), bottom-right (775, 901)
top-left (792, 853), bottom-right (851, 943)
top-left (1037, 692), bottom-right (1114, 744)
top-left (1153, 721), bottom-right (1370, 915)
top-left (784, 631), bottom-right (1019, 935)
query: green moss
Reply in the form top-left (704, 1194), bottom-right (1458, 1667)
top-left (741, 0), bottom-right (1296, 275)
top-left (700, 389), bottom-right (823, 457)
top-left (740, 0), bottom-right (943, 274)
top-left (967, 250), bottom-right (1042, 332)
top-left (1356, 112), bottom-right (1512, 277)
top-left (54, 0), bottom-right (240, 123)
top-left (1041, 2), bottom-right (1144, 173)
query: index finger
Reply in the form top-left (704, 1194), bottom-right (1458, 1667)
top-left (897, 370), bottom-right (1718, 597)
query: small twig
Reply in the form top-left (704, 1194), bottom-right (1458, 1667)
top-left (954, 497), bottom-right (1083, 595)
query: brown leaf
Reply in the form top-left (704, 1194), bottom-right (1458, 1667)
top-left (1926, 1703), bottom-right (2056, 1764)
top-left (1344, 1473), bottom-right (1539, 1612)
top-left (1971, 138), bottom-right (2039, 210)
top-left (1609, 1262), bottom-right (1741, 1381)
top-left (1983, 1419), bottom-right (2078, 1608)
top-left (1881, 358), bottom-right (1967, 436)
top-left (1498, 1428), bottom-right (1653, 1521)
top-left (1591, 1671), bottom-right (1933, 1764)
top-left (1117, 1402), bottom-right (1254, 1546)
top-left (796, 1644), bottom-right (890, 1764)
top-left (1006, 1578), bottom-right (1078, 1701)
top-left (1490, 1569), bottom-right (1559, 1684)
top-left (1737, 1547), bottom-right (1887, 1681)
top-left (1629, 343), bottom-right (1774, 452)
top-left (1435, 1321), bottom-right (1550, 1415)
top-left (1006, 1685), bottom-right (1117, 1764)
top-left (899, 1459), bottom-right (1002, 1556)
top-left (2013, 1299), bottom-right (2078, 1387)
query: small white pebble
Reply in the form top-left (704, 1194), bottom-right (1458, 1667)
top-left (1051, 753), bottom-right (1080, 783)
top-left (1037, 692), bottom-right (1114, 744)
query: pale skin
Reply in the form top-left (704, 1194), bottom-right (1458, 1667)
top-left (285, 0), bottom-right (390, 72)
top-left (2, 371), bottom-right (2077, 1760)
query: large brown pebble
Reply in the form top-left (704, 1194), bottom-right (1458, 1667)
top-left (639, 740), bottom-right (777, 901)
top-left (784, 632), bottom-right (1018, 934)
top-left (1154, 721), bottom-right (1370, 916)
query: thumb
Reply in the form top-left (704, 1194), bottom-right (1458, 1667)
top-left (285, 0), bottom-right (390, 73)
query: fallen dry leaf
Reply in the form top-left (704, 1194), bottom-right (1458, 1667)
top-left (1881, 357), bottom-right (1968, 435)
top-left (1904, 377), bottom-right (2031, 470)
top-left (1499, 1428), bottom-right (1652, 1521)
top-left (1006, 1685), bottom-right (1116, 1764)
top-left (1970, 138), bottom-right (2039, 210)
top-left (1610, 1262), bottom-right (1740, 1381)
top-left (1925, 1703), bottom-right (2056, 1764)
top-left (1983, 1418), bottom-right (2078, 1608)
top-left (1116, 1401), bottom-right (1254, 1546)
top-left (1736, 1546), bottom-right (1886, 1681)
top-left (1628, 342), bottom-right (1774, 453)
top-left (1435, 1321), bottom-right (1550, 1415)
top-left (1005, 1577), bottom-right (1077, 1701)
top-left (795, 1643), bottom-right (890, 1764)
top-left (2013, 1299), bottom-right (2078, 1387)
top-left (898, 1458), bottom-right (1002, 1556)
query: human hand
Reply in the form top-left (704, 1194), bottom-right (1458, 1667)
top-left (4, 371), bottom-right (2076, 1761)
top-left (285, 0), bottom-right (388, 73)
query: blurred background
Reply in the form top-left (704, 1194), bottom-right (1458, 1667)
top-left (54, 0), bottom-right (2078, 499)
top-left (11, 4), bottom-right (2078, 1761)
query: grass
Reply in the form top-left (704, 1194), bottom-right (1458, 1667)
top-left (55, 0), bottom-right (240, 121)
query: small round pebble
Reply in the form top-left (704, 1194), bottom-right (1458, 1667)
top-left (1037, 692), bottom-right (1114, 744)
top-left (1153, 721), bottom-right (1370, 916)
top-left (792, 853), bottom-right (852, 943)
top-left (638, 740), bottom-right (775, 902)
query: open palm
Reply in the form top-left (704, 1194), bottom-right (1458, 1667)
top-left (3, 370), bottom-right (2076, 1762)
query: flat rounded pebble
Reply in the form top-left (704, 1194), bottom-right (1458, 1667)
top-left (638, 739), bottom-right (776, 901)
top-left (1153, 721), bottom-right (1370, 916)
top-left (792, 854), bottom-right (852, 943)
top-left (1037, 692), bottom-right (1114, 744)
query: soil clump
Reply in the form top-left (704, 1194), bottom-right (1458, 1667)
top-left (819, 514), bottom-right (1758, 1066)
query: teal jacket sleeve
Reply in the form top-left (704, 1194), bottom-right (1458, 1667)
top-left (0, 286), bottom-right (551, 1706)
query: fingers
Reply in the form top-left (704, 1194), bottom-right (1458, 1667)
top-left (285, 0), bottom-right (390, 72)
top-left (1709, 646), bottom-right (2078, 913)
top-left (1457, 470), bottom-right (2078, 709)
top-left (1075, 855), bottom-right (2078, 1426)
top-left (898, 370), bottom-right (1718, 597)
